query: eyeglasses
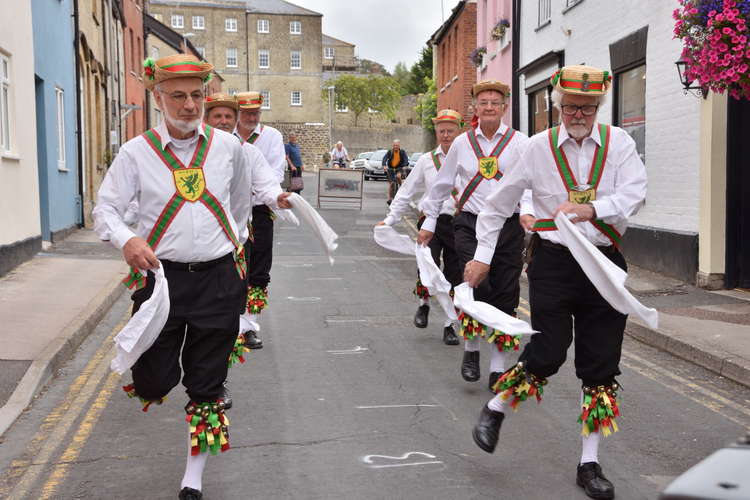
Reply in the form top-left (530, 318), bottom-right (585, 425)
top-left (476, 100), bottom-right (504, 108)
top-left (162, 91), bottom-right (205, 104)
top-left (561, 104), bottom-right (598, 116)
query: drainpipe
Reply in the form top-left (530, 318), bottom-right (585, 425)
top-left (245, 11), bottom-right (250, 90)
top-left (73, 0), bottom-right (85, 227)
top-left (511, 0), bottom-right (520, 130)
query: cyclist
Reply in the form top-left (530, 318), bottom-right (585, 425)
top-left (330, 141), bottom-right (350, 168)
top-left (383, 139), bottom-right (409, 204)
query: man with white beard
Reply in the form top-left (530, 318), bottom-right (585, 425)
top-left (93, 54), bottom-right (291, 500)
top-left (466, 65), bottom-right (647, 500)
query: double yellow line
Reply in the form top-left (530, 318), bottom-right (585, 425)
top-left (2, 313), bottom-right (127, 499)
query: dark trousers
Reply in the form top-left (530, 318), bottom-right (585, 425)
top-left (417, 214), bottom-right (461, 287)
top-left (521, 244), bottom-right (628, 387)
top-left (247, 204), bottom-right (274, 289)
top-left (130, 254), bottom-right (245, 402)
top-left (454, 211), bottom-right (524, 315)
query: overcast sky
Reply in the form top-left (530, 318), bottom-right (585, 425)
top-left (289, 0), bottom-right (463, 72)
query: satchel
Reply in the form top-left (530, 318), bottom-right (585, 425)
top-left (281, 170), bottom-right (291, 190)
top-left (290, 175), bottom-right (304, 191)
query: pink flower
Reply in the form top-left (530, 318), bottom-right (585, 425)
top-left (718, 43), bottom-right (729, 52)
top-left (723, 27), bottom-right (735, 35)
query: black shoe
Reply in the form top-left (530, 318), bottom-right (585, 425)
top-left (386, 199), bottom-right (392, 205)
top-left (244, 330), bottom-right (263, 349)
top-left (461, 351), bottom-right (480, 381)
top-left (414, 305), bottom-right (429, 328)
top-left (443, 325), bottom-right (459, 345)
top-left (488, 372), bottom-right (501, 393)
top-left (179, 487), bottom-right (203, 500)
top-left (576, 462), bottom-right (615, 500)
top-left (472, 403), bottom-right (505, 453)
top-left (221, 381), bottom-right (233, 410)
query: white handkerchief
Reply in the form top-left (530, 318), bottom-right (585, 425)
top-left (111, 264), bottom-right (170, 374)
top-left (553, 212), bottom-right (659, 329)
top-left (453, 283), bottom-right (537, 335)
top-left (287, 193), bottom-right (338, 265)
top-left (373, 225), bottom-right (416, 255)
top-left (415, 244), bottom-right (458, 321)
top-left (274, 208), bottom-right (300, 226)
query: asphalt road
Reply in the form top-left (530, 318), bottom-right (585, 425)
top-left (1, 173), bottom-right (748, 500)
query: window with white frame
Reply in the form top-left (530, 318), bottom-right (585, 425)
top-left (335, 102), bottom-right (348, 112)
top-left (171, 14), bottom-right (184, 29)
top-left (151, 46), bottom-right (159, 60)
top-left (537, 0), bottom-right (551, 26)
top-left (257, 19), bottom-right (269, 33)
top-left (290, 91), bottom-right (302, 106)
top-left (226, 48), bottom-right (238, 67)
top-left (324, 47), bottom-right (335, 59)
top-left (55, 87), bottom-right (66, 169)
top-left (192, 15), bottom-right (204, 30)
top-left (290, 51), bottom-right (301, 70)
top-left (290, 21), bottom-right (302, 34)
top-left (195, 46), bottom-right (205, 58)
top-left (0, 54), bottom-right (11, 153)
top-left (258, 50), bottom-right (269, 69)
top-left (225, 17), bottom-right (237, 32)
top-left (261, 90), bottom-right (270, 109)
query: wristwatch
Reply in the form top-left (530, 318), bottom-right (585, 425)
top-left (585, 202), bottom-right (597, 219)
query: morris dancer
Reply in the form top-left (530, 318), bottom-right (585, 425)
top-left (233, 91), bottom-right (286, 349)
top-left (418, 80), bottom-right (534, 390)
top-left (93, 55), bottom-right (291, 500)
top-left (466, 65), bottom-right (647, 500)
top-left (377, 110), bottom-right (464, 345)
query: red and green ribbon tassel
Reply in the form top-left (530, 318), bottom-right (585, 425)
top-left (458, 312), bottom-right (489, 340)
top-left (578, 384), bottom-right (620, 437)
top-left (493, 362), bottom-right (547, 410)
top-left (487, 330), bottom-right (521, 352)
top-left (413, 279), bottom-right (430, 299)
top-left (122, 383), bottom-right (166, 412)
top-left (186, 401), bottom-right (230, 456)
top-left (228, 333), bottom-right (250, 368)
top-left (246, 286), bottom-right (269, 314)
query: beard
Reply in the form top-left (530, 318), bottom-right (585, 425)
top-left (566, 120), bottom-right (592, 140)
top-left (164, 110), bottom-right (203, 135)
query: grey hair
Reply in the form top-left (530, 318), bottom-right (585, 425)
top-left (550, 88), bottom-right (607, 110)
top-left (393, 139), bottom-right (401, 144)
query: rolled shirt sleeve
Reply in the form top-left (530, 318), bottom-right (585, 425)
top-left (247, 143), bottom-right (283, 208)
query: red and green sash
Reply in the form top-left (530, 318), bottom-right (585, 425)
top-left (532, 124), bottom-right (622, 247)
top-left (455, 127), bottom-right (515, 212)
top-left (246, 124), bottom-right (264, 144)
top-left (123, 125), bottom-right (246, 289)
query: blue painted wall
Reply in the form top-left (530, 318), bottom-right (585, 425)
top-left (32, 0), bottom-right (80, 240)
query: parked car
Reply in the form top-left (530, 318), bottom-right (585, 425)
top-left (351, 151), bottom-right (373, 170)
top-left (403, 151), bottom-right (423, 178)
top-left (364, 149), bottom-right (388, 180)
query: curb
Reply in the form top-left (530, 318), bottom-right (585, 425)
top-left (0, 272), bottom-right (126, 437)
top-left (624, 320), bottom-right (750, 389)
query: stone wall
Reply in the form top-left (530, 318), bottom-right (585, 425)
top-left (331, 125), bottom-right (436, 158)
top-left (270, 122), bottom-right (330, 169)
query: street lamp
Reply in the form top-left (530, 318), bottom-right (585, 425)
top-left (675, 58), bottom-right (708, 98)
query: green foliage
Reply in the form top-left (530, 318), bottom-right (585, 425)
top-left (392, 62), bottom-right (411, 95)
top-left (415, 77), bottom-right (437, 132)
top-left (323, 74), bottom-right (402, 127)
top-left (405, 45), bottom-right (433, 95)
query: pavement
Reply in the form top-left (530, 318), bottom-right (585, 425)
top-left (0, 169), bottom-right (748, 439)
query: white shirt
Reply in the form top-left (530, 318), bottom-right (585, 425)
top-left (474, 122), bottom-right (647, 264)
top-left (420, 122), bottom-right (533, 232)
top-left (383, 146), bottom-right (455, 226)
top-left (234, 123), bottom-right (286, 195)
top-left (238, 141), bottom-right (283, 241)
top-left (330, 146), bottom-right (348, 160)
top-left (93, 121), bottom-right (251, 262)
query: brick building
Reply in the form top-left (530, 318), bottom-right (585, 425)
top-left (429, 0), bottom-right (477, 122)
top-left (122, 0), bottom-right (147, 141)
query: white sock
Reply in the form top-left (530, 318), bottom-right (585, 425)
top-left (180, 445), bottom-right (208, 491)
top-left (580, 432), bottom-right (600, 464)
top-left (464, 337), bottom-right (480, 352)
top-left (489, 348), bottom-right (509, 374)
top-left (487, 394), bottom-right (506, 413)
top-left (443, 318), bottom-right (453, 327)
top-left (419, 298), bottom-right (429, 306)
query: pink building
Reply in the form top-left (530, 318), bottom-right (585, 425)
top-left (476, 0), bottom-right (513, 123)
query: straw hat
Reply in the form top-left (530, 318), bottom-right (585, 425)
top-left (431, 109), bottom-right (463, 126)
top-left (142, 54), bottom-right (213, 90)
top-left (472, 80), bottom-right (511, 98)
top-left (236, 91), bottom-right (263, 110)
top-left (205, 92), bottom-right (238, 111)
top-left (550, 65), bottom-right (612, 96)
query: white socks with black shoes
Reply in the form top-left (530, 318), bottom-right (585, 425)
top-left (180, 441), bottom-right (208, 492)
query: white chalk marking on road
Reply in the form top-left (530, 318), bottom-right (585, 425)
top-left (287, 296), bottom-right (321, 302)
top-left (326, 319), bottom-right (367, 324)
top-left (306, 277), bottom-right (343, 281)
top-left (326, 346), bottom-right (369, 354)
top-left (362, 452), bottom-right (443, 469)
top-left (281, 263), bottom-right (313, 268)
top-left (355, 404), bottom-right (441, 409)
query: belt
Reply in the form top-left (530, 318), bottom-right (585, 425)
top-left (161, 252), bottom-right (233, 272)
top-left (458, 211), bottom-right (520, 219)
top-left (540, 238), bottom-right (617, 255)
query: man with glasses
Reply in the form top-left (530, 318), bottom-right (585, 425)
top-left (93, 54), bottom-right (292, 500)
top-left (418, 80), bottom-right (534, 390)
top-left (466, 65), bottom-right (647, 500)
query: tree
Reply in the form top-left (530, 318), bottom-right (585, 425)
top-left (406, 45), bottom-right (433, 95)
top-left (323, 74), bottom-right (402, 127)
top-left (415, 77), bottom-right (437, 132)
top-left (392, 62), bottom-right (411, 95)
top-left (357, 57), bottom-right (389, 76)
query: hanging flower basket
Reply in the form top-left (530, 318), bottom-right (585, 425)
top-left (673, 0), bottom-right (750, 100)
top-left (491, 19), bottom-right (511, 40)
top-left (470, 47), bottom-right (487, 67)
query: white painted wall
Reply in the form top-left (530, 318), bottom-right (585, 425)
top-left (518, 0), bottom-right (701, 233)
top-left (0, 2), bottom-right (41, 245)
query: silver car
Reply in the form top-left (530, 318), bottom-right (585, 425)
top-left (351, 151), bottom-right (373, 170)
top-left (364, 149), bottom-right (388, 181)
